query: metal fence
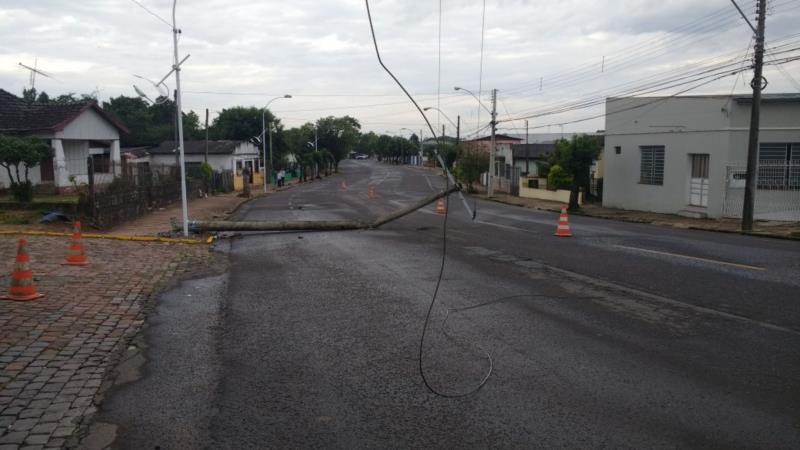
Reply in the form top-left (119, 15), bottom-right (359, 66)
top-left (723, 162), bottom-right (800, 221)
top-left (492, 163), bottom-right (521, 195)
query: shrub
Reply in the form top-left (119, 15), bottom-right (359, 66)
top-left (547, 164), bottom-right (572, 190)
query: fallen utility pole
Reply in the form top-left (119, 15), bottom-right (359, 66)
top-left (179, 185), bottom-right (459, 233)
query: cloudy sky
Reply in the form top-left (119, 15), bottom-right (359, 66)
top-left (1, 0), bottom-right (798, 137)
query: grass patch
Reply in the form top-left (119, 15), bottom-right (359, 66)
top-left (0, 209), bottom-right (39, 225)
top-left (0, 194), bottom-right (79, 204)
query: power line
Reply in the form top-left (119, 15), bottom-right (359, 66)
top-left (128, 0), bottom-right (172, 28)
top-left (476, 0), bottom-right (487, 134)
top-left (500, 1), bottom-right (755, 96)
top-left (500, 39), bottom-right (800, 123)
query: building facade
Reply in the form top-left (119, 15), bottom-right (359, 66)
top-left (0, 89), bottom-right (128, 192)
top-left (602, 94), bottom-right (800, 220)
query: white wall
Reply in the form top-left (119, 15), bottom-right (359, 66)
top-left (603, 96), bottom-right (800, 218)
top-left (56, 108), bottom-right (120, 141)
top-left (0, 164), bottom-right (42, 189)
top-left (150, 154), bottom-right (235, 172)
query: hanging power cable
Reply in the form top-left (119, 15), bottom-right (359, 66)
top-left (365, 0), bottom-right (491, 398)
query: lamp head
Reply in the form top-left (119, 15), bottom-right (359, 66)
top-left (284, 94), bottom-right (292, 98)
top-left (454, 86), bottom-right (462, 91)
top-left (423, 107), bottom-right (432, 111)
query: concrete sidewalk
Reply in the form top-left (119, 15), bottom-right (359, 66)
top-left (483, 192), bottom-right (800, 240)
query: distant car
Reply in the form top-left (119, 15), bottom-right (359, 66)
top-left (355, 154), bottom-right (369, 160)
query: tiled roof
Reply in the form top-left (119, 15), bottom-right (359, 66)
top-left (466, 134), bottom-right (523, 142)
top-left (0, 89), bottom-right (129, 134)
top-left (511, 143), bottom-right (555, 159)
top-left (151, 140), bottom-right (248, 155)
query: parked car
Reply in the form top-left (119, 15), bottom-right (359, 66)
top-left (355, 154), bottom-right (369, 160)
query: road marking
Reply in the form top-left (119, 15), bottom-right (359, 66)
top-left (614, 245), bottom-right (766, 271)
top-left (423, 175), bottom-right (435, 191)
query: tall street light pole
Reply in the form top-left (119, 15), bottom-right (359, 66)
top-left (171, 0), bottom-right (189, 237)
top-left (261, 95), bottom-right (292, 193)
top-left (455, 86), bottom-right (496, 197)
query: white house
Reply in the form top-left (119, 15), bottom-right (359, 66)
top-left (149, 140), bottom-right (261, 174)
top-left (149, 140), bottom-right (263, 191)
top-left (0, 89), bottom-right (128, 193)
top-left (602, 94), bottom-right (800, 220)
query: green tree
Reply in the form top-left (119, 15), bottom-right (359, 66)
top-left (355, 131), bottom-right (379, 156)
top-left (315, 116), bottom-right (361, 170)
top-left (0, 135), bottom-right (53, 201)
top-left (455, 146), bottom-right (489, 193)
top-left (211, 106), bottom-right (278, 141)
top-left (103, 95), bottom-right (203, 146)
top-left (549, 135), bottom-right (601, 210)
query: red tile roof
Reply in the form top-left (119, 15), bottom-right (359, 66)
top-left (0, 89), bottom-right (128, 135)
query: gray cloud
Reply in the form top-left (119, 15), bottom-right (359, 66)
top-left (1, 0), bottom-right (798, 135)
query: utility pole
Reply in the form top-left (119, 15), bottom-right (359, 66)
top-left (456, 115), bottom-right (460, 143)
top-left (420, 129), bottom-right (424, 166)
top-left (172, 1), bottom-right (189, 237)
top-left (204, 108), bottom-right (209, 163)
top-left (525, 119), bottom-right (529, 144)
top-left (488, 88), bottom-right (498, 197)
top-left (173, 90), bottom-right (179, 169)
top-left (741, 0), bottom-right (767, 232)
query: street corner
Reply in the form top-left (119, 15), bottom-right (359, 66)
top-left (0, 235), bottom-right (219, 448)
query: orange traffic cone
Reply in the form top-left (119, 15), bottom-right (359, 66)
top-left (63, 221), bottom-right (88, 266)
top-left (436, 198), bottom-right (446, 215)
top-left (2, 239), bottom-right (44, 302)
top-left (554, 206), bottom-right (572, 237)
top-left (368, 185), bottom-right (376, 200)
top-left (341, 180), bottom-right (348, 191)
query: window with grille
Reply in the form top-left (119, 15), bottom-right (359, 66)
top-left (640, 145), bottom-right (665, 185)
top-left (759, 143), bottom-right (800, 190)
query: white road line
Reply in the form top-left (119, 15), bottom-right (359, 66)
top-left (423, 175), bottom-right (435, 191)
top-left (614, 245), bottom-right (766, 271)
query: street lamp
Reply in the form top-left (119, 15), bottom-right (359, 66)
top-left (261, 94), bottom-right (292, 193)
top-left (423, 107), bottom-right (460, 142)
top-left (455, 86), bottom-right (498, 197)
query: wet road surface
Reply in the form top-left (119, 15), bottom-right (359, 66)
top-left (96, 160), bottom-right (800, 449)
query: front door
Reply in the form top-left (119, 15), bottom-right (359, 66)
top-left (40, 157), bottom-right (54, 182)
top-left (689, 154), bottom-right (710, 207)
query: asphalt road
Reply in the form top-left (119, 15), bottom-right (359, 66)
top-left (96, 160), bottom-right (800, 449)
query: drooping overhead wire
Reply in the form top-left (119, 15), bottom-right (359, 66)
top-left (128, 0), bottom-right (173, 28)
top-left (476, 0), bottom-right (487, 134)
top-left (364, 0), bottom-right (490, 399)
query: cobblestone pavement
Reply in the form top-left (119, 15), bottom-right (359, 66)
top-left (0, 236), bottom-right (218, 449)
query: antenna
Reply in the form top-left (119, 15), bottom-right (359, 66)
top-left (18, 59), bottom-right (56, 90)
top-left (132, 74), bottom-right (170, 104)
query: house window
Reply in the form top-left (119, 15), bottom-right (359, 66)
top-left (91, 154), bottom-right (110, 174)
top-left (758, 143), bottom-right (800, 190)
top-left (639, 145), bottom-right (665, 185)
top-left (615, 146), bottom-right (621, 155)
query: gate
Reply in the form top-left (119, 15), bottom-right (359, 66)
top-left (723, 162), bottom-right (800, 221)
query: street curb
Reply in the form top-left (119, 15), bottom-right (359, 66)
top-left (481, 196), bottom-right (800, 241)
top-left (0, 230), bottom-right (213, 245)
